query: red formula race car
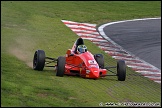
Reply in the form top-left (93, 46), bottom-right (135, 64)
top-left (33, 38), bottom-right (126, 81)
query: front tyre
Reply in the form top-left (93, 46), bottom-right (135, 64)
top-left (117, 60), bottom-right (126, 81)
top-left (33, 50), bottom-right (45, 71)
top-left (56, 56), bottom-right (65, 77)
top-left (94, 54), bottom-right (104, 69)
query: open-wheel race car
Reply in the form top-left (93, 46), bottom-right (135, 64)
top-left (33, 38), bottom-right (126, 81)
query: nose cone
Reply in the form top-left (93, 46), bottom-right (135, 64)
top-left (89, 68), bottom-right (100, 79)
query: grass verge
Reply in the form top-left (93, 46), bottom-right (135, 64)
top-left (1, 1), bottom-right (161, 107)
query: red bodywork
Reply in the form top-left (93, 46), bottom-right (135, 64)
top-left (63, 39), bottom-right (107, 79)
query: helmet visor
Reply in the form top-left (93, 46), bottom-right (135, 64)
top-left (78, 48), bottom-right (86, 53)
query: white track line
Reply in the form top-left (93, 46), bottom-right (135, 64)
top-left (61, 18), bottom-right (161, 84)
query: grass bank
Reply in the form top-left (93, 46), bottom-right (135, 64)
top-left (1, 1), bottom-right (161, 107)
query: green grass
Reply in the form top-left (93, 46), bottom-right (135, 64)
top-left (1, 1), bottom-right (161, 107)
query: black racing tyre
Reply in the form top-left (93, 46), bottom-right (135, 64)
top-left (56, 56), bottom-right (65, 77)
top-left (33, 50), bottom-right (45, 71)
top-left (94, 54), bottom-right (104, 69)
top-left (117, 60), bottom-right (126, 81)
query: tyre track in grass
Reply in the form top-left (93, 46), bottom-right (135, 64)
top-left (61, 19), bottom-right (161, 84)
top-left (58, 76), bottom-right (108, 106)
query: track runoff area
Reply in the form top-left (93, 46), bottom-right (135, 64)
top-left (61, 18), bottom-right (161, 84)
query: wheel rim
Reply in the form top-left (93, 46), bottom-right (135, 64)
top-left (33, 52), bottom-right (38, 68)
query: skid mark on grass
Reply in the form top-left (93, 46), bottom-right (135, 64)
top-left (9, 47), bottom-right (33, 68)
top-left (68, 97), bottom-right (77, 100)
top-left (37, 93), bottom-right (49, 98)
top-left (8, 36), bottom-right (35, 68)
top-left (106, 83), bottom-right (122, 102)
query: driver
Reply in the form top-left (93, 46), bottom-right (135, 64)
top-left (77, 45), bottom-right (87, 54)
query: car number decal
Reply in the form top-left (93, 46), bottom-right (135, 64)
top-left (88, 60), bottom-right (97, 64)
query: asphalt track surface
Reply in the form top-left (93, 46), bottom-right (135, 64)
top-left (102, 18), bottom-right (161, 69)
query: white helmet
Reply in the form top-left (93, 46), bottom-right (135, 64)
top-left (77, 45), bottom-right (87, 54)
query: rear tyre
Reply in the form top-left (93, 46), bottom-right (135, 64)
top-left (117, 60), bottom-right (126, 81)
top-left (33, 50), bottom-right (45, 71)
top-left (94, 54), bottom-right (104, 69)
top-left (56, 56), bottom-right (65, 77)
